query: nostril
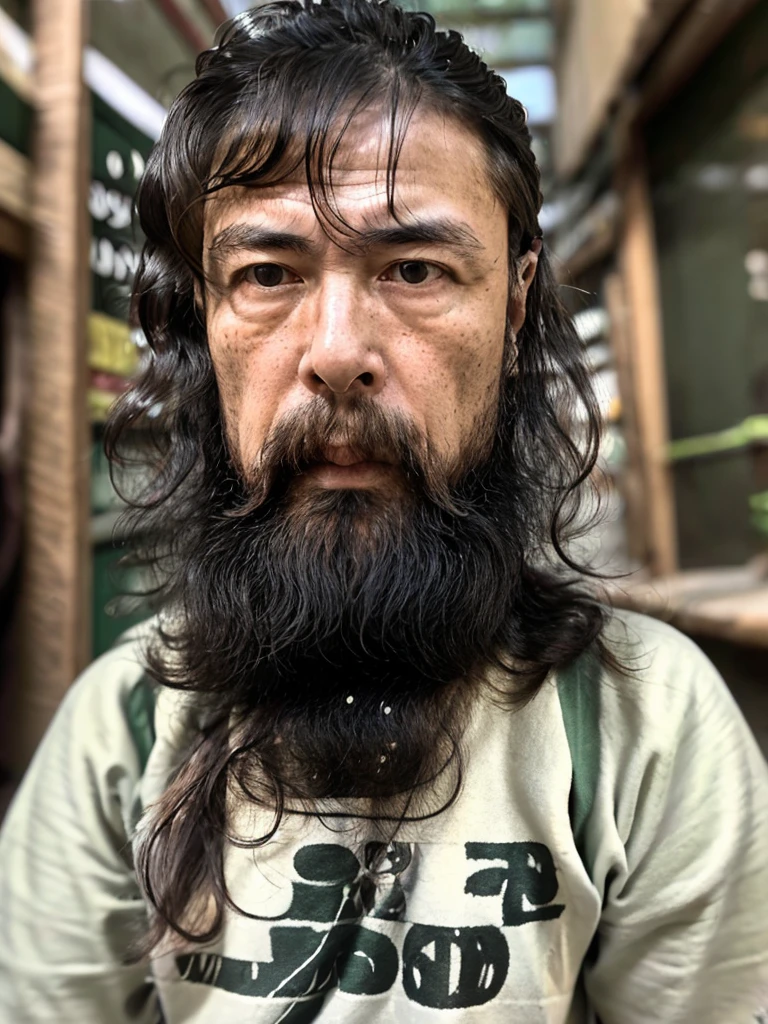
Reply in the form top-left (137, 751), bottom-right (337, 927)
top-left (358, 372), bottom-right (374, 387)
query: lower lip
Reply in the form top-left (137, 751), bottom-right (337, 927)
top-left (304, 462), bottom-right (391, 489)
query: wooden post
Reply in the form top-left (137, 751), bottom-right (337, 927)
top-left (618, 143), bottom-right (678, 577)
top-left (13, 0), bottom-right (91, 772)
top-left (603, 271), bottom-right (647, 567)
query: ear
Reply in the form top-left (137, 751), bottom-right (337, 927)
top-left (508, 239), bottom-right (541, 334)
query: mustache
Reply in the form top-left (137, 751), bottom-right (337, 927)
top-left (230, 397), bottom-right (477, 515)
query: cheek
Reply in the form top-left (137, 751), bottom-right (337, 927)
top-left (207, 313), bottom-right (282, 465)
top-left (207, 312), bottom-right (298, 465)
top-left (416, 329), bottom-right (505, 458)
top-left (443, 300), bottom-right (507, 419)
top-left (454, 335), bottom-right (505, 418)
top-left (208, 323), bottom-right (247, 429)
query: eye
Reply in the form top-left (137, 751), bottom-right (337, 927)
top-left (243, 263), bottom-right (300, 288)
top-left (386, 261), bottom-right (443, 285)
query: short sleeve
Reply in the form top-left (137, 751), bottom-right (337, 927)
top-left (0, 642), bottom-right (161, 1024)
top-left (585, 616), bottom-right (768, 1023)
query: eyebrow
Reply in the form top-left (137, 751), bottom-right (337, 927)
top-left (354, 220), bottom-right (485, 261)
top-left (208, 224), bottom-right (318, 263)
top-left (206, 217), bottom-right (486, 268)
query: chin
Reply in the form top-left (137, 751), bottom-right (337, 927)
top-left (283, 468), bottom-right (414, 522)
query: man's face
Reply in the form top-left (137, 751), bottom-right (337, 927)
top-left (202, 106), bottom-right (536, 497)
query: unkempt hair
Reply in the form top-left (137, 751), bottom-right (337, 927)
top-left (107, 0), bottom-right (614, 951)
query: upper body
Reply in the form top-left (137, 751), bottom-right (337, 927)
top-left (2, 610), bottom-right (767, 1023)
top-left (3, 2), bottom-right (768, 1021)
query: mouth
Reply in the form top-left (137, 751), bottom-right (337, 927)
top-left (303, 445), bottom-right (396, 489)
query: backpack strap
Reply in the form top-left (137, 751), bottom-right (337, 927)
top-left (124, 673), bottom-right (158, 774)
top-left (556, 652), bottom-right (602, 881)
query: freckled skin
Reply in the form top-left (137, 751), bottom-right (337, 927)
top-left (202, 107), bottom-right (538, 483)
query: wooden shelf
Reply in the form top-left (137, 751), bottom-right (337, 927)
top-left (606, 556), bottom-right (768, 649)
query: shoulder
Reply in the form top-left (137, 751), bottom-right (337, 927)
top-left (603, 606), bottom-right (718, 679)
top-left (555, 610), bottom-right (766, 854)
top-left (555, 607), bottom-right (758, 772)
top-left (0, 620), bottom-right (165, 889)
top-left (56, 616), bottom-right (205, 792)
top-left (555, 608), bottom-right (735, 732)
top-left (54, 617), bottom-right (159, 773)
top-left (593, 610), bottom-right (768, 832)
top-left (553, 610), bottom-right (768, 928)
top-left (554, 609), bottom-right (725, 771)
top-left (597, 608), bottom-right (742, 746)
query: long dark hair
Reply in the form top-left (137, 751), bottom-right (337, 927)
top-left (107, 0), bottom-right (614, 951)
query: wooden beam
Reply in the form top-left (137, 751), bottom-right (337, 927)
top-left (152, 0), bottom-right (210, 54)
top-left (607, 558), bottom-right (768, 650)
top-left (13, 0), bottom-right (91, 772)
top-left (552, 0), bottom-right (572, 29)
top-left (0, 268), bottom-right (24, 504)
top-left (440, 10), bottom-right (553, 26)
top-left (617, 142), bottom-right (678, 577)
top-left (554, 0), bottom-right (653, 181)
top-left (0, 40), bottom-right (33, 106)
top-left (554, 191), bottom-right (619, 282)
top-left (555, 225), bottom-right (613, 282)
top-left (0, 139), bottom-right (30, 227)
top-left (638, 0), bottom-right (762, 122)
top-left (623, 0), bottom-right (694, 90)
top-left (199, 0), bottom-right (230, 31)
top-left (0, 206), bottom-right (27, 261)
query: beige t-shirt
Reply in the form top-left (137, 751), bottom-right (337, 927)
top-left (1, 610), bottom-right (767, 1023)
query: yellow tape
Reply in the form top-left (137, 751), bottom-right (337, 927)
top-left (88, 311), bottom-right (139, 377)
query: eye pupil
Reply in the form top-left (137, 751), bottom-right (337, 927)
top-left (400, 261), bottom-right (429, 284)
top-left (253, 264), bottom-right (284, 287)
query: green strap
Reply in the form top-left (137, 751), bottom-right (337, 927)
top-left (125, 674), bottom-right (157, 774)
top-left (557, 652), bottom-right (602, 881)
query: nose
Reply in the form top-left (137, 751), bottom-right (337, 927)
top-left (298, 278), bottom-right (386, 398)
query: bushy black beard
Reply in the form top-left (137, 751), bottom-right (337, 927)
top-left (152, 389), bottom-right (535, 808)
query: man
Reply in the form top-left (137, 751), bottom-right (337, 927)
top-left (1, 2), bottom-right (767, 1021)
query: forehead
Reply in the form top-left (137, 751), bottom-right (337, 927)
top-left (203, 107), bottom-right (503, 239)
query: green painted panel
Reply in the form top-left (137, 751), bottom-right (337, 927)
top-left (90, 92), bottom-right (154, 321)
top-left (648, 8), bottom-right (768, 569)
top-left (92, 93), bottom-right (153, 191)
top-left (89, 96), bottom-right (156, 659)
top-left (92, 542), bottom-right (151, 658)
top-left (0, 76), bottom-right (31, 156)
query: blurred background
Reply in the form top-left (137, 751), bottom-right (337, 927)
top-left (0, 0), bottom-right (766, 804)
